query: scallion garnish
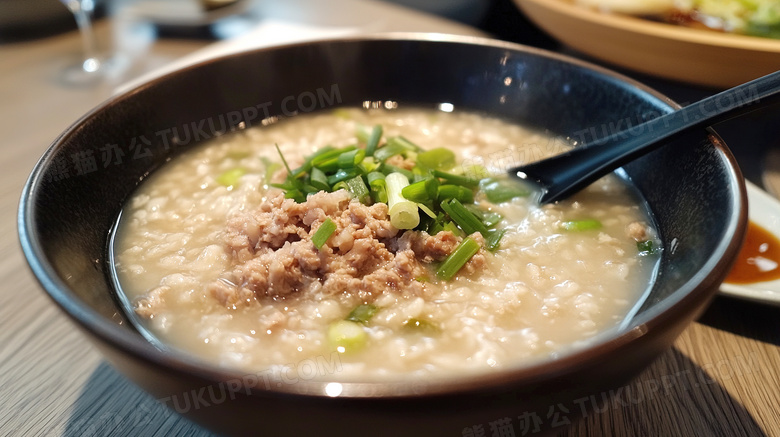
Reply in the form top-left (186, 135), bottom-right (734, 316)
top-left (344, 175), bottom-right (371, 204)
top-left (417, 147), bottom-right (456, 170)
top-left (269, 121), bottom-right (535, 279)
top-left (480, 177), bottom-right (530, 203)
top-left (312, 218), bottom-right (337, 249)
top-left (346, 304), bottom-right (378, 325)
top-left (436, 236), bottom-right (481, 280)
top-left (560, 219), bottom-right (602, 232)
top-left (440, 198), bottom-right (489, 236)
top-left (387, 172), bottom-right (420, 230)
top-left (216, 167), bottom-right (246, 187)
top-left (365, 125), bottom-right (383, 157)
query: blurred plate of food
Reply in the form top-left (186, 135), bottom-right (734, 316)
top-left (513, 0), bottom-right (780, 88)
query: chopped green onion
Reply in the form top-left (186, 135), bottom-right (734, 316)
top-left (355, 124), bottom-right (370, 143)
top-left (436, 236), bottom-right (481, 280)
top-left (437, 185), bottom-right (474, 204)
top-left (386, 172), bottom-right (420, 229)
top-left (358, 156), bottom-right (380, 174)
top-left (345, 304), bottom-right (378, 324)
top-left (480, 177), bottom-right (530, 203)
top-left (464, 204), bottom-right (502, 228)
top-left (560, 219), bottom-right (602, 232)
top-left (402, 179), bottom-right (430, 203)
top-left (417, 148), bottom-right (456, 170)
top-left (442, 221), bottom-right (465, 237)
top-left (380, 163), bottom-right (414, 180)
top-left (485, 229), bottom-right (506, 252)
top-left (337, 148), bottom-right (365, 168)
top-left (309, 166), bottom-right (330, 191)
top-left (452, 164), bottom-right (491, 180)
top-left (328, 320), bottom-right (367, 353)
top-left (403, 318), bottom-right (440, 334)
top-left (374, 142), bottom-right (408, 162)
top-left (327, 168), bottom-right (360, 186)
top-left (284, 189), bottom-right (306, 203)
top-left (365, 125), bottom-right (383, 157)
top-left (216, 167), bottom-right (246, 187)
top-left (431, 169), bottom-right (480, 188)
top-left (440, 198), bottom-right (489, 236)
top-left (275, 144), bottom-right (293, 175)
top-left (637, 240), bottom-right (660, 256)
top-left (417, 203), bottom-right (437, 219)
top-left (312, 218), bottom-right (337, 249)
top-left (344, 175), bottom-right (371, 204)
top-left (386, 136), bottom-right (423, 152)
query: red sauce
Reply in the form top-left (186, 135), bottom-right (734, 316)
top-left (725, 221), bottom-right (780, 284)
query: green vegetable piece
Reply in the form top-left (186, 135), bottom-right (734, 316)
top-left (327, 168), bottom-right (360, 185)
top-left (337, 148), bottom-right (365, 169)
top-left (417, 147), bottom-right (456, 170)
top-left (560, 219), bottom-right (602, 232)
top-left (485, 229), bottom-right (506, 252)
top-left (442, 220), bottom-right (465, 237)
top-left (358, 156), bottom-right (380, 174)
top-left (480, 177), bottom-right (530, 203)
top-left (386, 136), bottom-right (422, 152)
top-left (380, 163), bottom-right (414, 180)
top-left (365, 125), bottom-right (383, 157)
top-left (402, 179), bottom-right (431, 203)
top-left (454, 164), bottom-right (491, 180)
top-left (403, 318), bottom-right (440, 334)
top-left (373, 142), bottom-right (408, 162)
top-left (637, 240), bottom-right (660, 256)
top-left (417, 203), bottom-right (437, 219)
top-left (344, 175), bottom-right (371, 204)
top-left (436, 236), bottom-right (481, 280)
top-left (437, 185), bottom-right (474, 204)
top-left (387, 172), bottom-right (420, 230)
top-left (464, 204), bottom-right (503, 228)
top-left (431, 169), bottom-right (480, 188)
top-left (216, 167), bottom-right (246, 187)
top-left (309, 166), bottom-right (330, 191)
top-left (284, 189), bottom-right (306, 203)
top-left (328, 320), bottom-right (367, 353)
top-left (440, 198), bottom-right (489, 236)
top-left (312, 218), bottom-right (337, 249)
top-left (345, 304), bottom-right (378, 325)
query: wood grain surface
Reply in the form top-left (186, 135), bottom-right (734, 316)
top-left (2, 3), bottom-right (778, 436)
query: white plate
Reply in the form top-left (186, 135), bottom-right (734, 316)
top-left (719, 180), bottom-right (780, 306)
top-left (513, 0), bottom-right (780, 88)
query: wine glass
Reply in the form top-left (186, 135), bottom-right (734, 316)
top-left (59, 0), bottom-right (111, 85)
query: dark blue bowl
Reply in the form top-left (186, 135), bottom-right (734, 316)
top-left (18, 35), bottom-right (746, 436)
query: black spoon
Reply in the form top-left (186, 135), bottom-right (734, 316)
top-left (511, 70), bottom-right (780, 204)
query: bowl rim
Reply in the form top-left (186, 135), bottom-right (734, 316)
top-left (18, 32), bottom-right (748, 399)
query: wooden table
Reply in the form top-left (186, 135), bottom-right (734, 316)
top-left (2, 1), bottom-right (778, 436)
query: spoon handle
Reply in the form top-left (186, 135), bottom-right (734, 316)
top-left (514, 70), bottom-right (780, 204)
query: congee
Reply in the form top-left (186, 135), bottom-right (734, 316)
top-left (112, 107), bottom-right (661, 380)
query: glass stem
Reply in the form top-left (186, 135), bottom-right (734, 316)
top-left (65, 0), bottom-right (100, 72)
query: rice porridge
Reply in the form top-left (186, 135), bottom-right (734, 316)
top-left (112, 108), bottom-right (660, 381)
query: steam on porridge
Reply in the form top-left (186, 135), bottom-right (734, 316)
top-left (112, 107), bottom-right (660, 381)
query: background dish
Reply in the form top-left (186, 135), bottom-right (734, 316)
top-left (721, 180), bottom-right (780, 306)
top-left (514, 0), bottom-right (780, 88)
